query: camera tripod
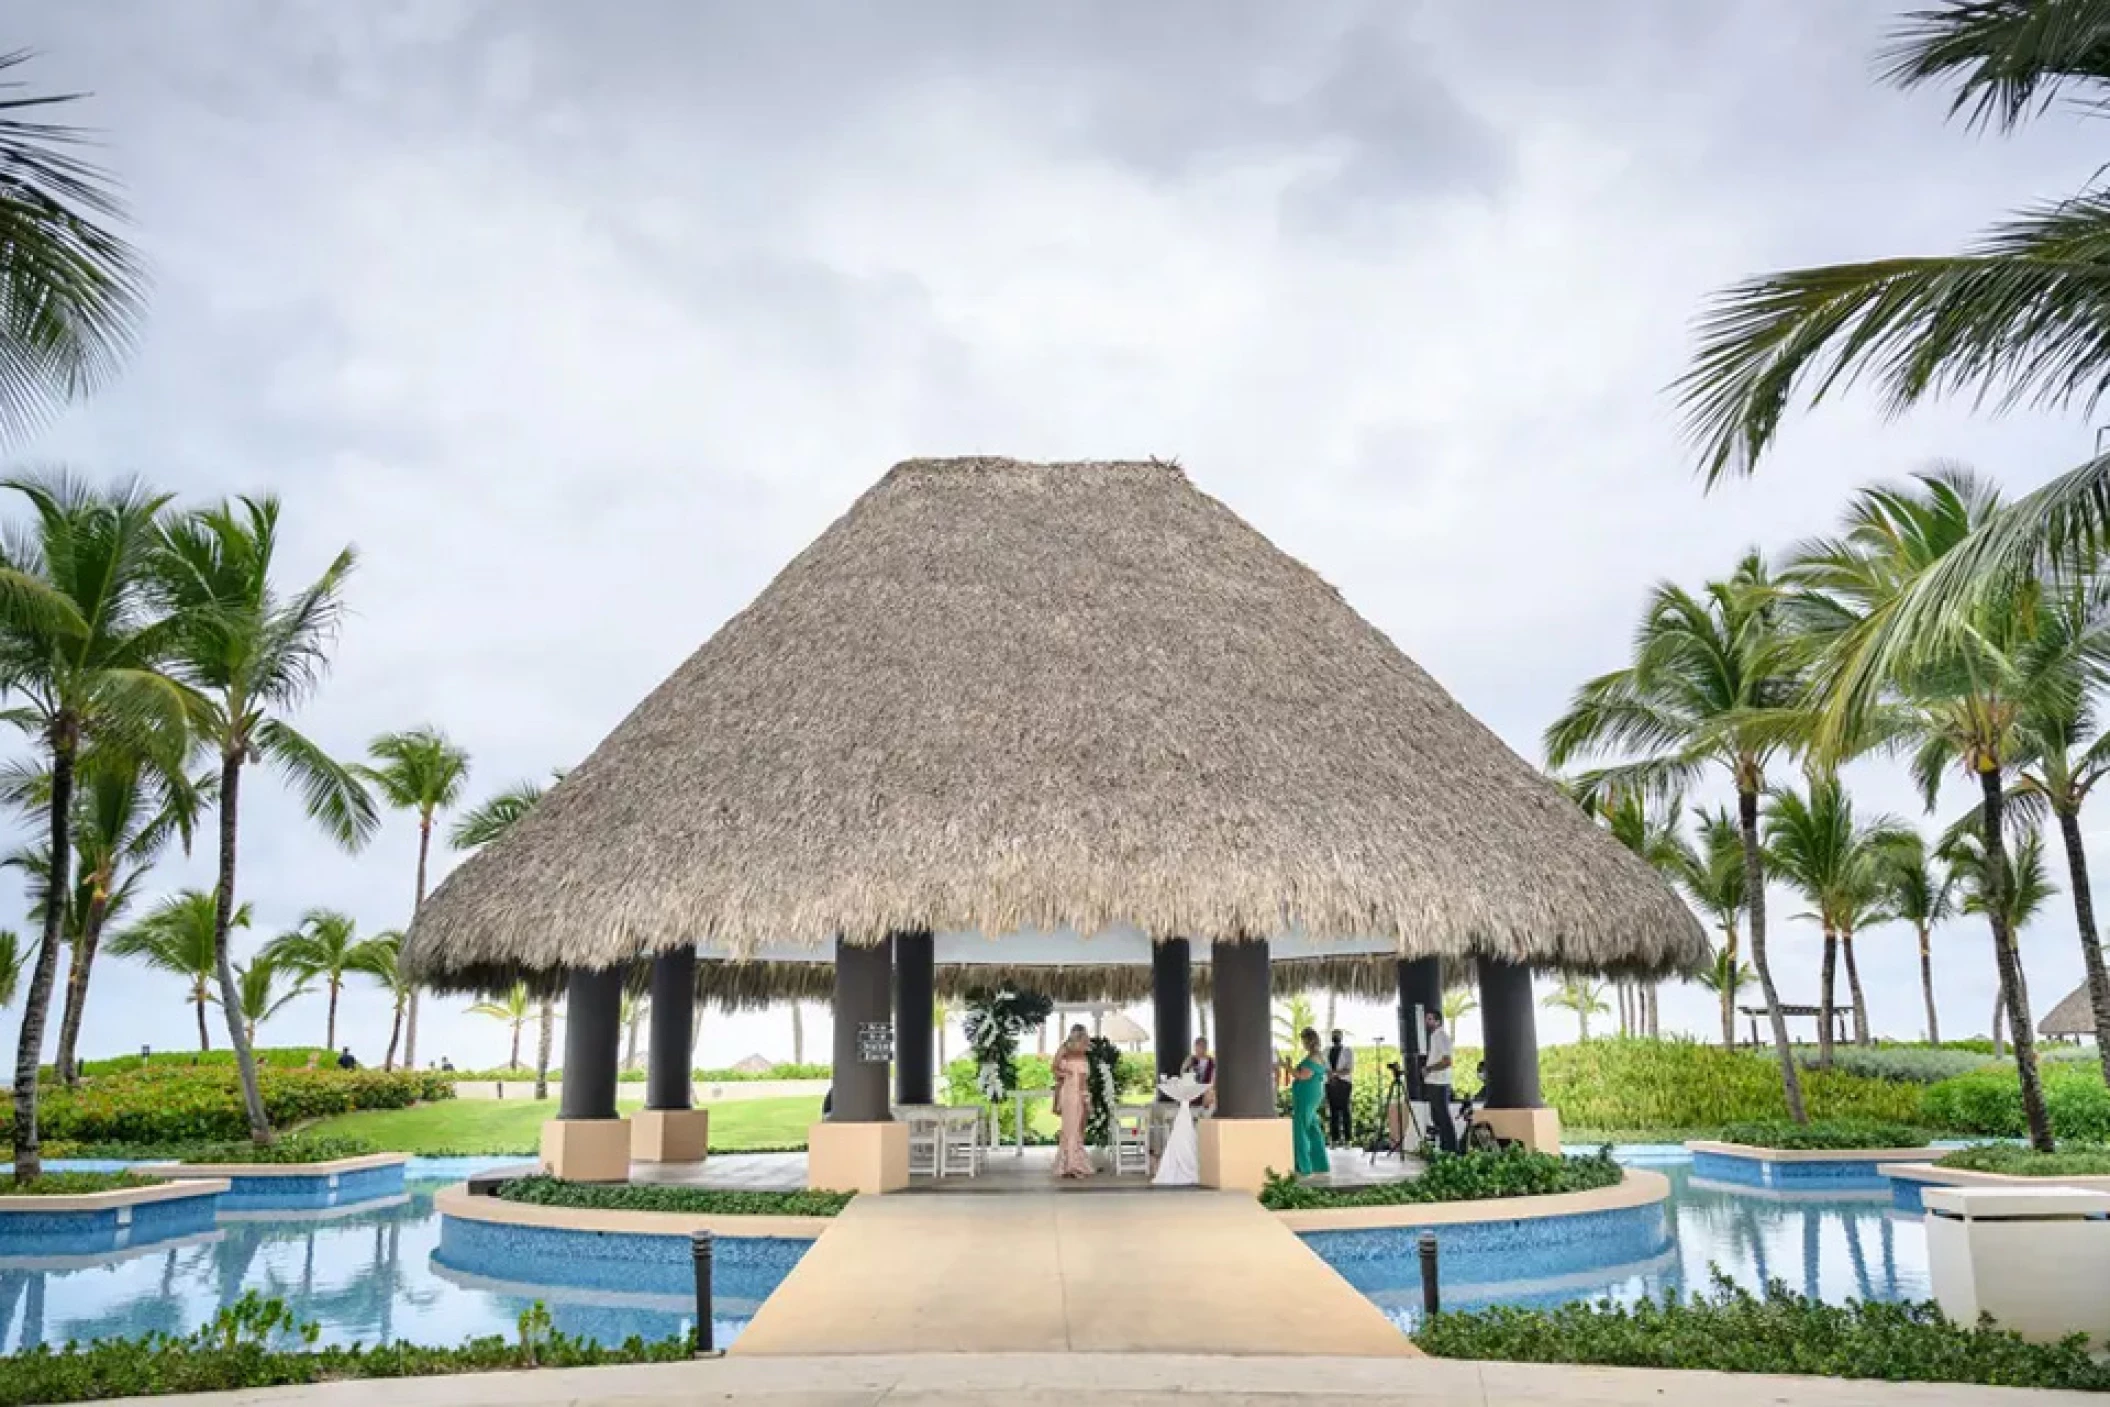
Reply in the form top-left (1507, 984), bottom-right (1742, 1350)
top-left (1364, 1062), bottom-right (1424, 1163)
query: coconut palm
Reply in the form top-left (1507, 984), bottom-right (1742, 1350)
top-left (0, 51), bottom-right (144, 445)
top-left (448, 777), bottom-right (549, 850)
top-left (621, 975), bottom-right (650, 1072)
top-left (1947, 825), bottom-right (2058, 1053)
top-left (1673, 805), bottom-right (1747, 1044)
top-left (1545, 554), bottom-right (1813, 1119)
top-left (149, 495), bottom-right (377, 1146)
top-left (1693, 949), bottom-right (1755, 1023)
top-left (1272, 993), bottom-right (1318, 1059)
top-left (263, 909), bottom-right (388, 1052)
top-left (358, 727), bottom-right (471, 1070)
top-left (0, 474), bottom-right (191, 1182)
top-left (107, 891), bottom-right (250, 1053)
top-left (1541, 977), bottom-right (1610, 1042)
top-left (468, 983), bottom-right (533, 1071)
top-left (347, 932), bottom-right (412, 1070)
top-left (0, 930), bottom-right (27, 1008)
top-left (1569, 783), bottom-right (1687, 1038)
top-left (532, 992), bottom-right (560, 1100)
top-left (221, 955), bottom-right (307, 1047)
top-left (1880, 832), bottom-right (1956, 1045)
top-left (789, 1001), bottom-right (805, 1065)
top-left (1441, 984), bottom-right (1477, 1027)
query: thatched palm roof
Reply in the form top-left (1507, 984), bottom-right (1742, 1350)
top-left (2038, 981), bottom-right (2101, 1038)
top-left (407, 457), bottom-right (1705, 989)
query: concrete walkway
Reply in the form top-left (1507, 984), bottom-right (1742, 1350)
top-left (113, 1353), bottom-right (2105, 1405)
top-left (731, 1189), bottom-right (1414, 1356)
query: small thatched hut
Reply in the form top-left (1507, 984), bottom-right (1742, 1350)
top-left (2039, 982), bottom-right (2103, 1041)
top-left (403, 458), bottom-right (1705, 1189)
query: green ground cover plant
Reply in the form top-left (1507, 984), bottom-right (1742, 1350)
top-left (1791, 1047), bottom-right (1990, 1085)
top-left (0, 1066), bottom-right (450, 1148)
top-left (41, 1048), bottom-right (337, 1082)
top-left (1712, 1119), bottom-right (1928, 1150)
top-left (495, 1173), bottom-right (849, 1217)
top-left (1936, 1143), bottom-right (2110, 1176)
top-left (0, 1171), bottom-right (161, 1197)
top-left (1258, 1146), bottom-right (1622, 1211)
top-left (1413, 1273), bottom-right (2109, 1390)
top-left (1920, 1067), bottom-right (2110, 1142)
top-left (174, 1136), bottom-right (378, 1165)
top-left (304, 1094), bottom-right (819, 1155)
top-left (0, 1292), bottom-right (689, 1404)
top-left (1537, 1039), bottom-right (1925, 1130)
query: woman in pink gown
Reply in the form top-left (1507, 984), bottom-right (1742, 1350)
top-left (1052, 1026), bottom-right (1094, 1179)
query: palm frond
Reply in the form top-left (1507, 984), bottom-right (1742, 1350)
top-left (1882, 0), bottom-right (2110, 131)
top-left (252, 718), bottom-right (377, 851)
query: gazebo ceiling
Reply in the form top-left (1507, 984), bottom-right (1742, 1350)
top-left (406, 457), bottom-right (1707, 990)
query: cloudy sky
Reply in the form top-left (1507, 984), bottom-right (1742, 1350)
top-left (3, 0), bottom-right (2102, 1070)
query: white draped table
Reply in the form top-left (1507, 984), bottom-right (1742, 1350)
top-left (1151, 1075), bottom-right (1206, 1186)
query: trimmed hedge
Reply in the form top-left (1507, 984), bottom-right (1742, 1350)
top-left (0, 1172), bottom-right (160, 1196)
top-left (1, 1066), bottom-right (452, 1146)
top-left (1712, 1119), bottom-right (1928, 1150)
top-left (175, 1136), bottom-right (378, 1165)
top-left (42, 1048), bottom-right (336, 1081)
top-left (495, 1173), bottom-right (849, 1217)
top-left (1259, 1146), bottom-right (1623, 1211)
top-left (1920, 1066), bottom-right (2110, 1142)
top-left (1537, 1039), bottom-right (1925, 1130)
top-left (1936, 1142), bottom-right (2110, 1176)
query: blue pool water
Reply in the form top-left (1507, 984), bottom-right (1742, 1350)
top-left (0, 1150), bottom-right (1928, 1351)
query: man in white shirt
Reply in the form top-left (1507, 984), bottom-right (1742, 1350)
top-left (1421, 1009), bottom-right (1459, 1155)
top-left (1324, 1029), bottom-right (1355, 1145)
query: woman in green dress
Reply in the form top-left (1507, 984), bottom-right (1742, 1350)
top-left (1289, 1027), bottom-right (1331, 1175)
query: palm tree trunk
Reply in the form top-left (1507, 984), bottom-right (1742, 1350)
top-left (1992, 978), bottom-right (2007, 1057)
top-left (1918, 923), bottom-right (1940, 1045)
top-left (1978, 768), bottom-right (2054, 1152)
top-left (56, 890), bottom-right (110, 1086)
top-left (12, 730), bottom-right (76, 1182)
top-left (404, 818), bottom-right (431, 1069)
top-left (1325, 990), bottom-right (1337, 1034)
top-left (1818, 926), bottom-right (1838, 1069)
top-left (507, 1019), bottom-right (522, 1072)
top-left (1739, 782), bottom-right (1807, 1122)
top-left (325, 979), bottom-right (339, 1052)
top-left (384, 999), bottom-right (403, 1071)
top-left (533, 998), bottom-right (555, 1101)
top-left (212, 754), bottom-right (272, 1146)
top-left (1841, 927), bottom-right (1871, 1047)
top-left (1721, 923), bottom-right (1739, 1046)
top-left (791, 1002), bottom-right (804, 1065)
top-left (624, 1005), bottom-right (643, 1072)
top-left (195, 989), bottom-right (211, 1052)
top-left (2053, 807), bottom-right (2110, 1087)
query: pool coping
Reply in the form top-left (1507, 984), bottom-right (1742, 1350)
top-left (1880, 1161), bottom-right (2110, 1193)
top-left (434, 1184), bottom-right (835, 1239)
top-left (136, 1152), bottom-right (407, 1179)
top-left (1685, 1140), bottom-right (1938, 1164)
top-left (1272, 1167), bottom-right (1668, 1231)
top-left (0, 1176), bottom-right (228, 1213)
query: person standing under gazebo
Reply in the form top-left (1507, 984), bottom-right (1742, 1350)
top-left (1052, 1025), bottom-right (1095, 1179)
top-left (1289, 1028), bottom-right (1331, 1175)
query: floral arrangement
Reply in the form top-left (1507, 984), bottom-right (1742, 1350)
top-left (961, 988), bottom-right (1055, 1103)
top-left (1084, 1035), bottom-right (1122, 1147)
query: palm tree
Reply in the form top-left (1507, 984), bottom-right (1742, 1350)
top-left (1272, 993), bottom-right (1318, 1059)
top-left (1673, 805), bottom-right (1747, 1044)
top-left (1881, 832), bottom-right (1957, 1045)
top-left (0, 474), bottom-right (190, 1182)
top-left (222, 956), bottom-right (307, 1047)
top-left (0, 930), bottom-right (28, 1008)
top-left (468, 983), bottom-right (533, 1071)
top-left (1545, 555), bottom-right (1813, 1120)
top-left (1693, 948), bottom-right (1756, 1034)
top-left (1441, 984), bottom-right (1477, 1027)
top-left (0, 51), bottom-right (144, 445)
top-left (533, 992), bottom-right (560, 1100)
top-left (107, 891), bottom-right (250, 1052)
top-left (621, 976), bottom-right (650, 1072)
top-left (1542, 977), bottom-right (1610, 1041)
top-left (358, 727), bottom-right (470, 1070)
top-left (263, 909), bottom-right (386, 1052)
top-left (348, 932), bottom-right (411, 1070)
top-left (449, 778), bottom-right (549, 850)
top-left (789, 1001), bottom-right (805, 1065)
top-left (1946, 824), bottom-right (2058, 1055)
top-left (149, 496), bottom-right (377, 1146)
top-left (1569, 782), bottom-right (1687, 1038)
top-left (934, 998), bottom-right (951, 1066)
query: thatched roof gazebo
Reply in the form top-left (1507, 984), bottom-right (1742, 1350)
top-left (2039, 982), bottom-right (2103, 1041)
top-left (404, 457), bottom-right (1705, 1190)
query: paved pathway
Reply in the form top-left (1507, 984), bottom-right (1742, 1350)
top-left (730, 1189), bottom-right (1414, 1356)
top-left (116, 1353), bottom-right (2104, 1405)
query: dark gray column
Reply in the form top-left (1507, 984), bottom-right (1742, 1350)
top-left (1476, 955), bottom-right (1543, 1109)
top-left (893, 930), bottom-right (934, 1106)
top-left (1211, 938), bottom-right (1273, 1120)
top-left (557, 966), bottom-right (624, 1121)
top-left (645, 946), bottom-right (695, 1111)
top-left (1151, 938), bottom-right (1192, 1098)
top-left (830, 936), bottom-right (894, 1122)
top-left (1397, 956), bottom-right (1444, 1101)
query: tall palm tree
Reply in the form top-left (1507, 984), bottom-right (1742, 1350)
top-left (789, 1001), bottom-right (805, 1065)
top-left (0, 474), bottom-right (190, 1182)
top-left (1441, 983), bottom-right (1477, 1027)
top-left (358, 727), bottom-right (470, 1070)
top-left (1673, 805), bottom-right (1747, 1044)
top-left (1880, 833), bottom-right (1957, 1045)
top-left (621, 977), bottom-right (650, 1072)
top-left (1569, 783), bottom-right (1687, 1038)
top-left (1545, 554), bottom-right (1813, 1119)
top-left (468, 983), bottom-right (533, 1071)
top-left (0, 930), bottom-right (28, 1008)
top-left (263, 909), bottom-right (387, 1052)
top-left (1948, 824), bottom-right (2058, 1053)
top-left (448, 777), bottom-right (549, 850)
top-left (1693, 949), bottom-right (1755, 1032)
top-left (149, 496), bottom-right (377, 1146)
top-left (348, 931), bottom-right (411, 1070)
top-left (533, 992), bottom-right (560, 1100)
top-left (222, 955), bottom-right (306, 1047)
top-left (107, 890), bottom-right (250, 1053)
top-left (1542, 977), bottom-right (1610, 1041)
top-left (0, 50), bottom-right (144, 446)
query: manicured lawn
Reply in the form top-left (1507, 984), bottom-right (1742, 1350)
top-left (306, 1095), bottom-right (820, 1156)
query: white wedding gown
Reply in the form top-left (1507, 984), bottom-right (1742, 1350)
top-left (1152, 1075), bottom-right (1205, 1187)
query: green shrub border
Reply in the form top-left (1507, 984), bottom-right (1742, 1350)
top-left (1259, 1146), bottom-right (1624, 1211)
top-left (494, 1173), bottom-right (850, 1218)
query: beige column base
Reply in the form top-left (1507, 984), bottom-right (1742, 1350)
top-left (632, 1107), bottom-right (710, 1163)
top-left (539, 1117), bottom-right (633, 1182)
top-left (1475, 1106), bottom-right (1562, 1154)
top-left (807, 1121), bottom-right (910, 1194)
top-left (1199, 1117), bottom-right (1293, 1192)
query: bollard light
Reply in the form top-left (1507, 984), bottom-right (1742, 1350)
top-left (692, 1229), bottom-right (718, 1356)
top-left (1418, 1231), bottom-right (1440, 1317)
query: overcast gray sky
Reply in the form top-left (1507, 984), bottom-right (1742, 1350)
top-left (4, 0), bottom-right (2100, 1068)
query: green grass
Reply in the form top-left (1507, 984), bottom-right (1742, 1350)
top-left (1936, 1142), bottom-right (2110, 1176)
top-left (1, 1172), bottom-right (161, 1196)
top-left (304, 1096), bottom-right (821, 1156)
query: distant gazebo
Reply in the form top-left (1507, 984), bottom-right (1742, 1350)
top-left (405, 458), bottom-right (1706, 1193)
top-left (2039, 982), bottom-right (2104, 1042)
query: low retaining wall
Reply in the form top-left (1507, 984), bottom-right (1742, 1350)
top-left (432, 1184), bottom-right (821, 1299)
top-left (0, 1178), bottom-right (226, 1258)
top-left (1883, 1160), bottom-right (2110, 1213)
top-left (1686, 1140), bottom-right (1936, 1192)
top-left (1290, 1169), bottom-right (1673, 1291)
top-left (138, 1153), bottom-right (408, 1213)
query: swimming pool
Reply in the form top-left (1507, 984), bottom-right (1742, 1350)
top-left (0, 1149), bottom-right (1927, 1351)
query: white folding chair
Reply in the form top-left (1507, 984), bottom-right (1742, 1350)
top-left (1113, 1105), bottom-right (1151, 1176)
top-left (895, 1105), bottom-right (939, 1177)
top-left (940, 1106), bottom-right (982, 1178)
